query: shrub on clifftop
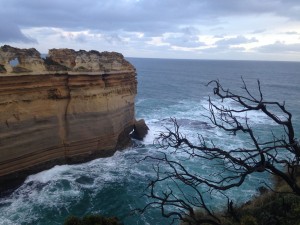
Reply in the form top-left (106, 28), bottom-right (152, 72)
top-left (64, 214), bottom-right (123, 225)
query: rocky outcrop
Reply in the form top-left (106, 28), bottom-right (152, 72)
top-left (47, 49), bottom-right (133, 72)
top-left (131, 119), bottom-right (149, 140)
top-left (0, 45), bottom-right (137, 195)
top-left (0, 45), bottom-right (46, 73)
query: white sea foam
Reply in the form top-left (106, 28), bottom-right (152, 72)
top-left (142, 125), bottom-right (162, 146)
top-left (0, 219), bottom-right (18, 225)
top-left (0, 149), bottom-right (143, 223)
top-left (25, 164), bottom-right (71, 184)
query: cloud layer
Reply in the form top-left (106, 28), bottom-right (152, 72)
top-left (1, 0), bottom-right (300, 60)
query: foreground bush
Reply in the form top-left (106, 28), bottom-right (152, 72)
top-left (64, 214), bottom-right (123, 225)
top-left (224, 192), bottom-right (300, 225)
top-left (181, 175), bottom-right (300, 225)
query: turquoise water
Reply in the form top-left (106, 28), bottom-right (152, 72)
top-left (0, 59), bottom-right (300, 225)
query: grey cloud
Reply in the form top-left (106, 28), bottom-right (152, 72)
top-left (214, 34), bottom-right (225, 39)
top-left (74, 34), bottom-right (88, 43)
top-left (164, 34), bottom-right (205, 48)
top-left (1, 0), bottom-right (300, 39)
top-left (251, 29), bottom-right (266, 34)
top-left (255, 41), bottom-right (300, 53)
top-left (277, 0), bottom-right (300, 20)
top-left (180, 27), bottom-right (200, 36)
top-left (201, 45), bottom-right (246, 55)
top-left (285, 31), bottom-right (299, 35)
top-left (0, 21), bottom-right (37, 43)
top-left (59, 30), bottom-right (126, 45)
top-left (216, 36), bottom-right (258, 47)
top-left (214, 34), bottom-right (225, 38)
top-left (103, 34), bottom-right (125, 45)
top-left (196, 0), bottom-right (300, 21)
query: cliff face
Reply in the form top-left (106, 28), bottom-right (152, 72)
top-left (0, 45), bottom-right (137, 194)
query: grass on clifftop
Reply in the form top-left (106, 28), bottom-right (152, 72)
top-left (182, 175), bottom-right (300, 225)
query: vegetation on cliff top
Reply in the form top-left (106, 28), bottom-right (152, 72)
top-left (181, 174), bottom-right (300, 225)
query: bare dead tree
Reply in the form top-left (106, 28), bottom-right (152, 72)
top-left (137, 79), bottom-right (300, 225)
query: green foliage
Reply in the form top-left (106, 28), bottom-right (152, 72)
top-left (64, 214), bottom-right (123, 225)
top-left (64, 216), bottom-right (82, 225)
top-left (223, 192), bottom-right (300, 225)
top-left (240, 215), bottom-right (257, 225)
top-left (185, 189), bottom-right (300, 225)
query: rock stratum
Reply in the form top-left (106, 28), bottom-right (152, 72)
top-left (0, 45), bottom-right (137, 195)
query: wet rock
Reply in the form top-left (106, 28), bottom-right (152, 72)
top-left (131, 119), bottom-right (149, 140)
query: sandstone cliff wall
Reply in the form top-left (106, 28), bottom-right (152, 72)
top-left (0, 46), bottom-right (137, 194)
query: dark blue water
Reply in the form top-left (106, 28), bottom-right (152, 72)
top-left (0, 59), bottom-right (300, 225)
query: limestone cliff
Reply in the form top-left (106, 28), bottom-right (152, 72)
top-left (0, 45), bottom-right (137, 195)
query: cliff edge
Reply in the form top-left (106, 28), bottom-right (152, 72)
top-left (0, 45), bottom-right (137, 195)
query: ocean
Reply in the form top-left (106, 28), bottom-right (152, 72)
top-left (0, 58), bottom-right (300, 225)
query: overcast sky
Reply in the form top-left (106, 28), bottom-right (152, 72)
top-left (1, 0), bottom-right (300, 61)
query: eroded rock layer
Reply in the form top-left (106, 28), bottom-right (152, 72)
top-left (0, 46), bottom-right (137, 194)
